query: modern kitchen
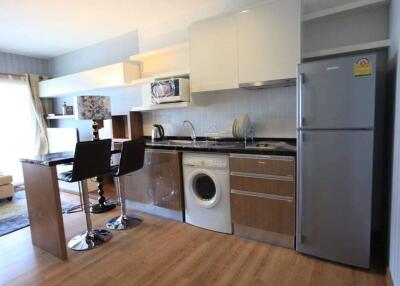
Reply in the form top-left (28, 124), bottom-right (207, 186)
top-left (0, 0), bottom-right (400, 285)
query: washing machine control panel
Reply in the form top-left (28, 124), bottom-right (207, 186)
top-left (183, 154), bottom-right (229, 169)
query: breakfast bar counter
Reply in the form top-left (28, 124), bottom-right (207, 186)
top-left (20, 153), bottom-right (72, 260)
top-left (20, 150), bottom-right (120, 260)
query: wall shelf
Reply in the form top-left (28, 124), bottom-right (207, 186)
top-left (46, 115), bottom-right (76, 120)
top-left (128, 68), bottom-right (190, 85)
top-left (302, 39), bottom-right (391, 59)
top-left (302, 0), bottom-right (389, 22)
top-left (153, 69), bottom-right (190, 80)
top-left (129, 43), bottom-right (189, 62)
top-left (130, 77), bottom-right (154, 85)
top-left (38, 70), bottom-right (187, 100)
top-left (131, 102), bottom-right (190, 112)
top-left (130, 43), bottom-right (190, 79)
top-left (39, 62), bottom-right (141, 98)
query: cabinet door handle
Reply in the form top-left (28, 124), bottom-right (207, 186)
top-left (297, 72), bottom-right (304, 128)
top-left (231, 189), bottom-right (293, 202)
top-left (230, 171), bottom-right (294, 182)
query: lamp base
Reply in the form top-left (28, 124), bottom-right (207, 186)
top-left (92, 119), bottom-right (100, 140)
top-left (90, 119), bottom-right (115, 214)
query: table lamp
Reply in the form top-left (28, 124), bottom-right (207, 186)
top-left (75, 95), bottom-right (116, 213)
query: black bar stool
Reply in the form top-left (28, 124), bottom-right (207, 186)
top-left (106, 139), bottom-right (145, 230)
top-left (58, 139), bottom-right (113, 251)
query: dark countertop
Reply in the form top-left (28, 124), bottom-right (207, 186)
top-left (21, 137), bottom-right (296, 166)
top-left (144, 137), bottom-right (296, 156)
top-left (20, 152), bottom-right (75, 167)
top-left (20, 149), bottom-right (121, 167)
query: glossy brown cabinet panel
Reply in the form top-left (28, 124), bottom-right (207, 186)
top-left (124, 150), bottom-right (183, 212)
top-left (230, 154), bottom-right (296, 247)
top-left (231, 192), bottom-right (295, 235)
top-left (230, 156), bottom-right (295, 177)
top-left (230, 175), bottom-right (294, 197)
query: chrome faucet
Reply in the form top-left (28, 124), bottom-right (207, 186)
top-left (183, 120), bottom-right (197, 142)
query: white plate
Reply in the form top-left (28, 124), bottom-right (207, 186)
top-left (237, 114), bottom-right (250, 138)
top-left (232, 118), bottom-right (238, 138)
top-left (237, 115), bottom-right (244, 137)
top-left (234, 118), bottom-right (239, 138)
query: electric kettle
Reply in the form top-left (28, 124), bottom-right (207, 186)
top-left (151, 124), bottom-right (165, 142)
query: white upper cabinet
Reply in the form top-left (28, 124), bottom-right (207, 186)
top-left (189, 0), bottom-right (300, 93)
top-left (189, 15), bottom-right (238, 93)
top-left (236, 0), bottom-right (300, 85)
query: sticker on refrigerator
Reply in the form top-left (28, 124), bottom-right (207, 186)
top-left (353, 58), bottom-right (372, 77)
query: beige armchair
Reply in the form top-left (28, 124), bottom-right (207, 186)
top-left (0, 173), bottom-right (14, 201)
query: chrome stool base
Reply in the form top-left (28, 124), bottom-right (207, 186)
top-left (68, 229), bottom-right (112, 251)
top-left (106, 214), bottom-right (142, 230)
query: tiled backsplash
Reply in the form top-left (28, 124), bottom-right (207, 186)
top-left (142, 86), bottom-right (296, 138)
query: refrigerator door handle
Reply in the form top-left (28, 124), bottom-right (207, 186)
top-left (297, 72), bottom-right (304, 128)
top-left (297, 130), bottom-right (304, 245)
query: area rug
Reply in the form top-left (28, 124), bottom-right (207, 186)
top-left (0, 191), bottom-right (76, 237)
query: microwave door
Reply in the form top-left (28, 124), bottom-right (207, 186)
top-left (151, 80), bottom-right (178, 104)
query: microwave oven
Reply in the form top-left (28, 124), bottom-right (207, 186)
top-left (150, 78), bottom-right (190, 104)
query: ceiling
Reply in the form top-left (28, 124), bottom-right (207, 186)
top-left (0, 0), bottom-right (260, 59)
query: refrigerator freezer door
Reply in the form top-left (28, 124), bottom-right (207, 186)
top-left (298, 54), bottom-right (376, 130)
top-left (296, 130), bottom-right (373, 268)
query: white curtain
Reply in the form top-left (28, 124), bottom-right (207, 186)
top-left (0, 76), bottom-right (37, 184)
top-left (27, 74), bottom-right (49, 155)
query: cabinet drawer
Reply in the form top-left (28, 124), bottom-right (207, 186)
top-left (231, 191), bottom-right (295, 235)
top-left (230, 175), bottom-right (294, 197)
top-left (230, 155), bottom-right (295, 177)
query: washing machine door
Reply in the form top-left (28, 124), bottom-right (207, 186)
top-left (188, 169), bottom-right (221, 208)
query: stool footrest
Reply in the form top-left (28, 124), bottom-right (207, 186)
top-left (106, 214), bottom-right (142, 230)
top-left (68, 229), bottom-right (112, 251)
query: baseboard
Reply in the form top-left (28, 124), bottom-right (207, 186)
top-left (126, 199), bottom-right (184, 222)
top-left (233, 223), bottom-right (295, 249)
top-left (386, 267), bottom-right (394, 286)
top-left (60, 188), bottom-right (79, 195)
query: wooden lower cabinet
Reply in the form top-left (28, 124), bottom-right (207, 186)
top-left (123, 149), bottom-right (184, 221)
top-left (230, 155), bottom-right (295, 177)
top-left (230, 154), bottom-right (296, 248)
top-left (231, 191), bottom-right (294, 234)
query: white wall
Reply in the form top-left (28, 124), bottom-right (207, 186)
top-left (48, 31), bottom-right (139, 77)
top-left (0, 51), bottom-right (48, 75)
top-left (388, 0), bottom-right (400, 285)
top-left (48, 31), bottom-right (141, 140)
top-left (143, 87), bottom-right (296, 138)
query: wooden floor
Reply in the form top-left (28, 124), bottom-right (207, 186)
top-left (0, 193), bottom-right (387, 286)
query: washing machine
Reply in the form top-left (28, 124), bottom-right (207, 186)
top-left (183, 152), bottom-right (232, 234)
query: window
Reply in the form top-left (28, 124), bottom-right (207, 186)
top-left (0, 76), bottom-right (36, 184)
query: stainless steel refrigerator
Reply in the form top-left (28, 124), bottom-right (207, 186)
top-left (296, 54), bottom-right (378, 268)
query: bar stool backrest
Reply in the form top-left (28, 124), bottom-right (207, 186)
top-left (116, 139), bottom-right (145, 177)
top-left (71, 139), bottom-right (112, 182)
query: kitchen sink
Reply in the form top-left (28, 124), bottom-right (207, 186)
top-left (245, 141), bottom-right (296, 151)
top-left (167, 140), bottom-right (195, 145)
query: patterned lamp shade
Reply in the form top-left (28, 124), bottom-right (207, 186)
top-left (74, 96), bottom-right (112, 120)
